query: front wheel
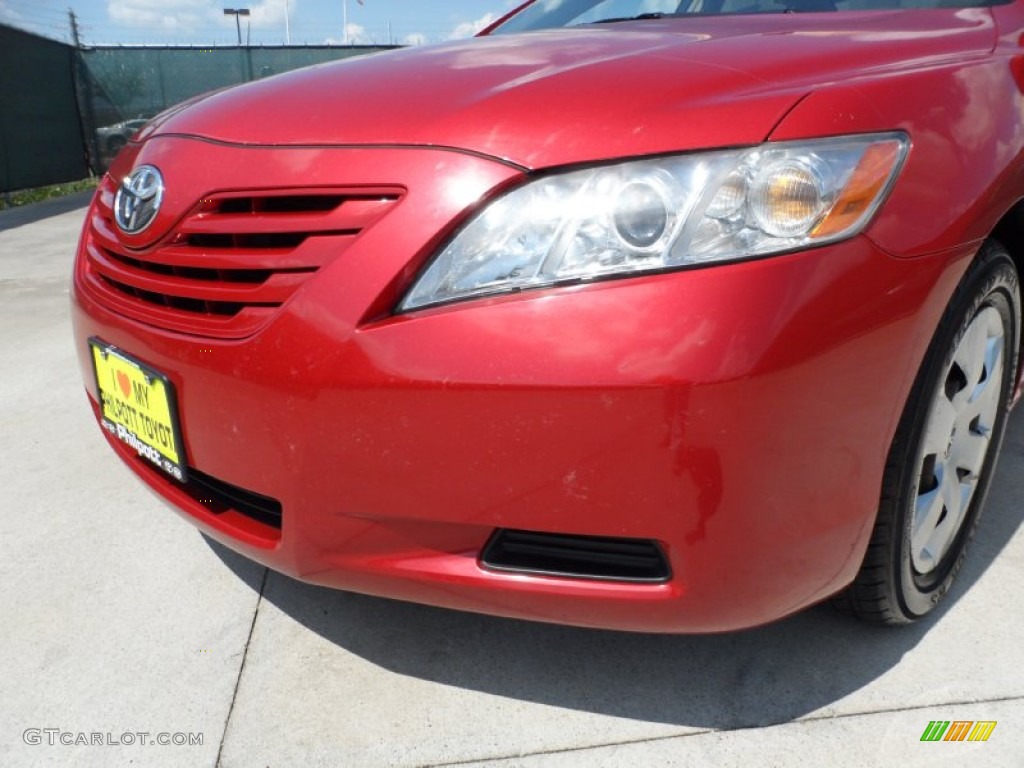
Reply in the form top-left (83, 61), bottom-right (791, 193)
top-left (839, 241), bottom-right (1020, 624)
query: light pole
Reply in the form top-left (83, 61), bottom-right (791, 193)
top-left (223, 8), bottom-right (250, 47)
top-left (224, 8), bottom-right (253, 82)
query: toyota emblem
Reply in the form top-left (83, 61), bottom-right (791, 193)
top-left (114, 165), bottom-right (164, 234)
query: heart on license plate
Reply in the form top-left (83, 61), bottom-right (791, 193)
top-left (89, 338), bottom-right (187, 482)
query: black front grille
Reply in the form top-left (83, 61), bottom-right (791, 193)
top-left (183, 468), bottom-right (283, 530)
top-left (82, 181), bottom-right (403, 339)
top-left (481, 529), bottom-right (671, 583)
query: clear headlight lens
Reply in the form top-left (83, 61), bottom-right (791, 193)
top-left (400, 133), bottom-right (908, 311)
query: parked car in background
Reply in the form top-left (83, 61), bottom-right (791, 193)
top-left (72, 0), bottom-right (1024, 632)
top-left (96, 117), bottom-right (149, 155)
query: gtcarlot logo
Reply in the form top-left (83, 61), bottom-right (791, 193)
top-left (920, 721), bottom-right (997, 742)
top-left (23, 729), bottom-right (203, 747)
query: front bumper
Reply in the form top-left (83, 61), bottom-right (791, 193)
top-left (73, 139), bottom-right (970, 632)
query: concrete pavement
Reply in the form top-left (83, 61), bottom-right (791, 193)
top-left (1, 197), bottom-right (1022, 767)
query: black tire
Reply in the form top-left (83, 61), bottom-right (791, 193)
top-left (837, 240), bottom-right (1020, 624)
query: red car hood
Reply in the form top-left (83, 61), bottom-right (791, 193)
top-left (147, 9), bottom-right (994, 169)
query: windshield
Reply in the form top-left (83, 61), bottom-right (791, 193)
top-left (491, 0), bottom-right (995, 32)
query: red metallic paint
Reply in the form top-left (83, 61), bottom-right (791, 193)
top-left (74, 7), bottom-right (1024, 631)
top-left (141, 11), bottom-right (994, 168)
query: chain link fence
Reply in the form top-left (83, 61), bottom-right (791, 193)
top-left (0, 23), bottom-right (396, 193)
top-left (81, 45), bottom-right (396, 168)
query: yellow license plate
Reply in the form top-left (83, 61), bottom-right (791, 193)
top-left (89, 338), bottom-right (187, 482)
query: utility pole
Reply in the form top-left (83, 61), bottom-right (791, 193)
top-left (69, 10), bottom-right (101, 174)
top-left (68, 9), bottom-right (80, 47)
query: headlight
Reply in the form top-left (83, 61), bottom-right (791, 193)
top-left (400, 133), bottom-right (908, 311)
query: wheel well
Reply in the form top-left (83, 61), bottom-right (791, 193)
top-left (991, 201), bottom-right (1024, 387)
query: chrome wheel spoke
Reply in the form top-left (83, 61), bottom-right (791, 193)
top-left (961, 337), bottom-right (1004, 428)
top-left (920, 395), bottom-right (956, 458)
top-left (949, 429), bottom-right (988, 479)
top-left (951, 315), bottom-right (988, 393)
top-left (939, 462), bottom-right (970, 530)
top-left (911, 481), bottom-right (944, 571)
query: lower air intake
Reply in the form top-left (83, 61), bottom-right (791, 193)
top-left (185, 468), bottom-right (283, 530)
top-left (481, 529), bottom-right (671, 583)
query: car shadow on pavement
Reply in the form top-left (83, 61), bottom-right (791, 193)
top-left (205, 410), bottom-right (1024, 729)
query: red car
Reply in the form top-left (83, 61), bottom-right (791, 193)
top-left (72, 0), bottom-right (1024, 632)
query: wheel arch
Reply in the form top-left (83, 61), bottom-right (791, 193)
top-left (990, 200), bottom-right (1024, 402)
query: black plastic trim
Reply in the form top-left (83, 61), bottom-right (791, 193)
top-left (481, 529), bottom-right (671, 583)
top-left (184, 468), bottom-right (283, 530)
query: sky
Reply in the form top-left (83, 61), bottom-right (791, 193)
top-left (0, 0), bottom-right (522, 47)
